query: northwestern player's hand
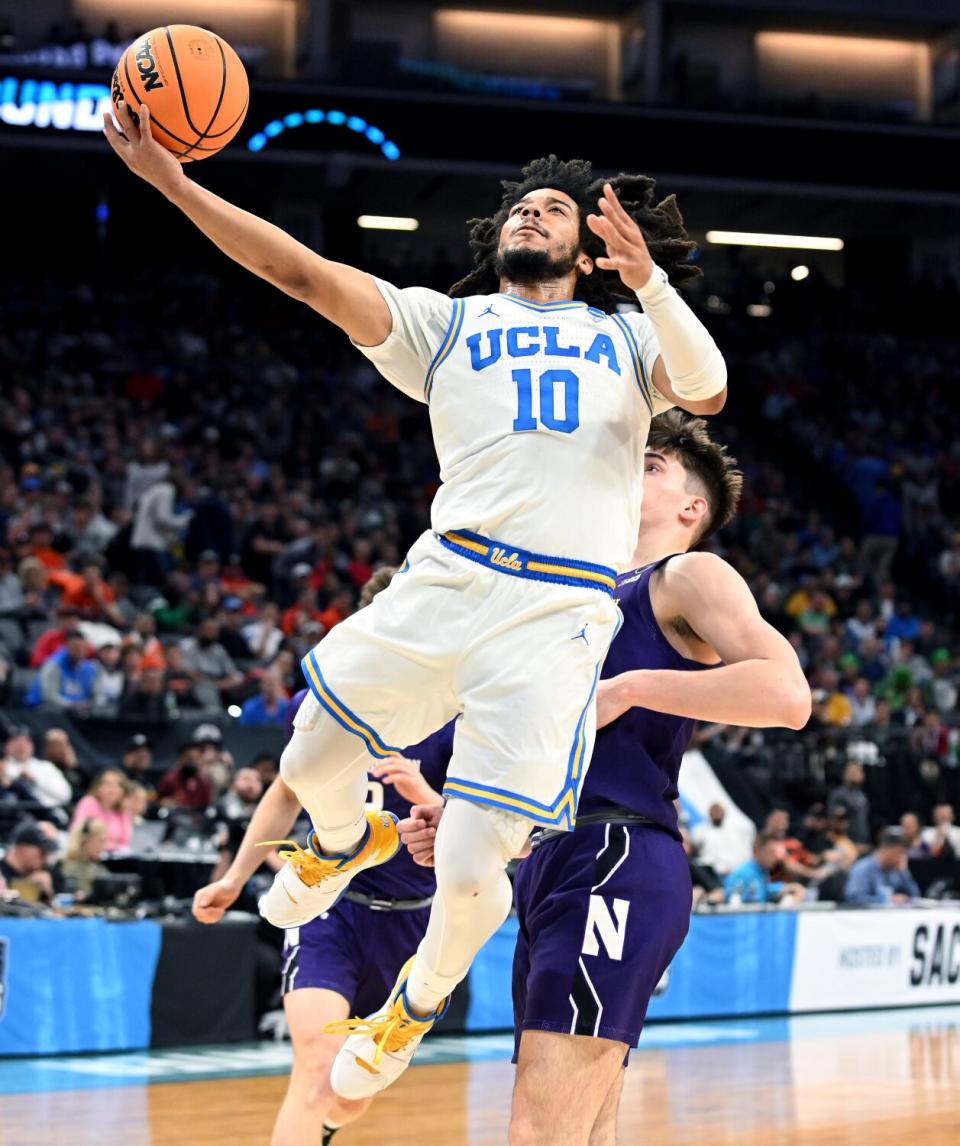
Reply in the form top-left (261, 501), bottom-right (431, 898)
top-left (103, 100), bottom-right (185, 199)
top-left (371, 755), bottom-right (443, 807)
top-left (192, 877), bottom-right (241, 924)
top-left (586, 183), bottom-right (655, 293)
top-left (398, 804), bottom-right (444, 867)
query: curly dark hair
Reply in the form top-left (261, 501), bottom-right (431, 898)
top-left (449, 155), bottom-right (699, 311)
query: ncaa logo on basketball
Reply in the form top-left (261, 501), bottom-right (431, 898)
top-left (0, 937), bottom-right (7, 1019)
top-left (135, 36), bottom-right (165, 92)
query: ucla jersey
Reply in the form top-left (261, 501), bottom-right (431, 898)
top-left (356, 280), bottom-right (672, 572)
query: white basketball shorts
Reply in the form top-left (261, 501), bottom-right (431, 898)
top-left (301, 529), bottom-right (621, 829)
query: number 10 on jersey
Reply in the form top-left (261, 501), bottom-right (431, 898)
top-left (512, 368), bottom-right (580, 434)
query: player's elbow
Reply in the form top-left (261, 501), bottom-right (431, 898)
top-left (779, 679), bottom-right (812, 730)
top-left (677, 386), bottom-right (727, 416)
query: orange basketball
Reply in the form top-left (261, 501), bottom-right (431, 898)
top-left (112, 25), bottom-right (249, 163)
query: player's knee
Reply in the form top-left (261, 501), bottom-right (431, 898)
top-left (296, 1064), bottom-right (336, 1112)
top-left (508, 1108), bottom-right (545, 1146)
top-left (434, 800), bottom-right (531, 901)
top-left (291, 1037), bottom-right (340, 1106)
top-left (329, 1093), bottom-right (371, 1123)
top-left (279, 732), bottom-right (315, 788)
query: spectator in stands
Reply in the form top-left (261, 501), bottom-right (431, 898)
top-left (130, 468), bottom-right (193, 585)
top-left (242, 601), bottom-right (284, 663)
top-left (724, 832), bottom-right (806, 905)
top-left (911, 709), bottom-right (949, 762)
top-left (250, 751), bottom-right (279, 788)
top-left (163, 644), bottom-right (199, 708)
top-left (29, 604), bottom-right (83, 668)
top-left (26, 631), bottom-right (97, 710)
top-left (58, 561), bottom-right (125, 627)
top-left (16, 557), bottom-right (57, 620)
top-left (237, 670), bottom-right (288, 728)
top-left (219, 767), bottom-right (263, 821)
top-left (124, 438), bottom-right (169, 511)
top-left (885, 600), bottom-right (921, 651)
top-left (71, 769), bottom-right (132, 850)
top-left (796, 802), bottom-right (830, 856)
top-left (0, 820), bottom-right (60, 903)
top-left (2, 727), bottom-right (72, 807)
top-left (67, 499), bottom-right (117, 556)
top-left (929, 649), bottom-right (957, 713)
top-left (691, 803), bottom-right (754, 878)
top-left (828, 761), bottom-right (871, 846)
top-left (157, 744), bottom-right (214, 810)
top-left (847, 678), bottom-right (877, 726)
top-left (130, 612), bottom-right (166, 669)
top-left (921, 803), bottom-right (960, 857)
top-left (0, 547), bottom-right (23, 612)
top-left (91, 638), bottom-right (124, 710)
top-left (824, 803), bottom-right (859, 871)
top-left (61, 817), bottom-right (110, 900)
top-left (870, 697), bottom-right (894, 731)
top-left (119, 664), bottom-right (175, 718)
top-left (845, 599), bottom-right (878, 649)
top-left (178, 617), bottom-right (243, 710)
top-left (845, 828), bottom-right (920, 905)
top-left (124, 783), bottom-right (149, 823)
top-left (899, 812), bottom-right (929, 857)
top-left (40, 728), bottom-right (86, 796)
top-left (217, 598), bottom-right (252, 661)
top-left (121, 733), bottom-right (153, 783)
top-left (858, 481), bottom-right (901, 586)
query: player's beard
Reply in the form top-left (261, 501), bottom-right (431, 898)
top-left (494, 242), bottom-right (580, 284)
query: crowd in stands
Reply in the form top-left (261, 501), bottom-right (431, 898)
top-left (1, 252), bottom-right (959, 908)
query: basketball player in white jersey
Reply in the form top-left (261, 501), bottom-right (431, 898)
top-left (105, 106), bottom-right (728, 1095)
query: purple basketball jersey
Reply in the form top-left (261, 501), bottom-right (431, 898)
top-left (286, 689), bottom-right (454, 900)
top-left (576, 556), bottom-right (711, 835)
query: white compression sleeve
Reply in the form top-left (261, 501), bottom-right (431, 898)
top-left (636, 265), bottom-right (727, 400)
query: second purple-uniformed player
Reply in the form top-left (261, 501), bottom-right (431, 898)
top-left (400, 412), bottom-right (811, 1146)
top-left (192, 569), bottom-right (455, 1146)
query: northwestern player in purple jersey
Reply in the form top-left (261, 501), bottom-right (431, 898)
top-left (192, 572), bottom-right (455, 1146)
top-left (400, 412), bottom-right (811, 1145)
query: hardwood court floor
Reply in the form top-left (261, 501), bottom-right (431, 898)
top-left (2, 1013), bottom-right (959, 1145)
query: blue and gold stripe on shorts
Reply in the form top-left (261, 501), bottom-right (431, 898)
top-left (301, 650), bottom-right (400, 759)
top-left (438, 529), bottom-right (616, 595)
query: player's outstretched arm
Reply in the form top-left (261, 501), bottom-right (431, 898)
top-left (192, 776), bottom-right (301, 923)
top-left (587, 184), bottom-right (727, 416)
top-left (603, 553), bottom-right (811, 729)
top-left (103, 101), bottom-right (391, 346)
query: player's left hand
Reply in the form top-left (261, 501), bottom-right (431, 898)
top-left (371, 755), bottom-right (443, 807)
top-left (586, 183), bottom-right (655, 293)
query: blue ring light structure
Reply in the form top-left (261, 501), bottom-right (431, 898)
top-left (247, 109), bottom-right (401, 160)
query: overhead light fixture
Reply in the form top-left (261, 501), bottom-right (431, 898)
top-left (747, 303), bottom-right (772, 318)
top-left (706, 231), bottom-right (844, 251)
top-left (791, 265), bottom-right (811, 281)
top-left (357, 215), bottom-right (420, 231)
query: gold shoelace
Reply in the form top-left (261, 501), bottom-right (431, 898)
top-left (325, 1010), bottom-right (431, 1066)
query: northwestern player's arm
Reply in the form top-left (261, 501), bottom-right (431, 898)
top-left (587, 184), bottom-right (726, 415)
top-left (600, 552), bottom-right (811, 729)
top-left (192, 776), bottom-right (301, 923)
top-left (103, 100), bottom-right (391, 346)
